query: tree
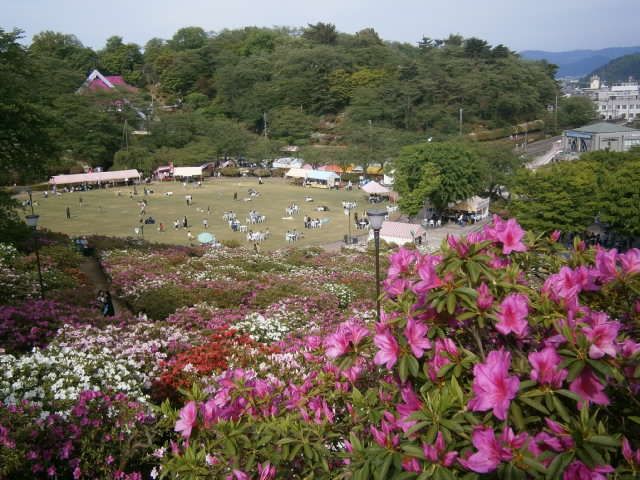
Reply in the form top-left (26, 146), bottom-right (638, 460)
top-left (598, 158), bottom-right (640, 238)
top-left (0, 28), bottom-right (57, 183)
top-left (302, 23), bottom-right (337, 45)
top-left (268, 106), bottom-right (315, 141)
top-left (112, 146), bottom-right (153, 174)
top-left (169, 27), bottom-right (208, 51)
top-left (558, 96), bottom-right (596, 128)
top-left (393, 142), bottom-right (485, 215)
top-left (98, 36), bottom-right (143, 84)
top-left (508, 160), bottom-right (602, 234)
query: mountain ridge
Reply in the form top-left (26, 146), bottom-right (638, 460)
top-left (520, 46), bottom-right (640, 78)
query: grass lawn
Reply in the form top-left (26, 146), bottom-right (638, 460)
top-left (17, 177), bottom-right (392, 250)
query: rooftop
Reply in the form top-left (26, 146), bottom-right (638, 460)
top-left (572, 122), bottom-right (640, 134)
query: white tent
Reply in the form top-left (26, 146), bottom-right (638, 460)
top-left (361, 181), bottom-right (390, 195)
top-left (284, 168), bottom-right (308, 179)
top-left (450, 196), bottom-right (490, 218)
top-left (368, 221), bottom-right (427, 246)
top-left (50, 169), bottom-right (141, 186)
top-left (173, 166), bottom-right (203, 178)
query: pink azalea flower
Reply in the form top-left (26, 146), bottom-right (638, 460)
top-left (595, 247), bottom-right (618, 282)
top-left (490, 217), bottom-right (527, 255)
top-left (468, 349), bottom-right (520, 420)
top-left (230, 470), bottom-right (249, 480)
top-left (404, 317), bottom-right (431, 358)
top-left (458, 426), bottom-right (527, 473)
top-left (324, 321), bottom-right (369, 359)
top-left (621, 339), bottom-right (640, 358)
top-left (412, 255), bottom-right (442, 294)
top-left (396, 385), bottom-right (422, 432)
top-left (495, 293), bottom-right (529, 338)
top-left (373, 326), bottom-right (400, 369)
top-left (563, 460), bottom-right (613, 480)
top-left (569, 368), bottom-right (610, 408)
top-left (402, 457), bottom-right (421, 472)
top-left (383, 276), bottom-right (411, 297)
top-left (423, 432), bottom-right (459, 467)
top-left (619, 248), bottom-right (640, 275)
top-left (582, 316), bottom-right (620, 359)
top-left (528, 347), bottom-right (568, 388)
top-left (387, 248), bottom-right (418, 278)
top-left (175, 400), bottom-right (198, 439)
top-left (476, 282), bottom-right (493, 310)
top-left (622, 437), bottom-right (640, 466)
top-left (550, 230), bottom-right (561, 242)
top-left (257, 462), bottom-right (276, 480)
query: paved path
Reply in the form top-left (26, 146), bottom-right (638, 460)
top-left (78, 256), bottom-right (129, 315)
top-left (319, 220), bottom-right (489, 253)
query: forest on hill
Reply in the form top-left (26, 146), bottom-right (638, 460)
top-left (587, 53), bottom-right (640, 83)
top-left (2, 24), bottom-right (560, 181)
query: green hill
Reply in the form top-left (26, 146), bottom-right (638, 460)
top-left (587, 53), bottom-right (640, 83)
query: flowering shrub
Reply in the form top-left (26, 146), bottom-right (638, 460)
top-left (235, 312), bottom-right (292, 342)
top-left (161, 218), bottom-right (640, 479)
top-left (0, 392), bottom-right (157, 479)
top-left (0, 300), bottom-right (121, 354)
top-left (153, 328), bottom-right (265, 402)
top-left (323, 282), bottom-right (356, 308)
top-left (0, 346), bottom-right (150, 416)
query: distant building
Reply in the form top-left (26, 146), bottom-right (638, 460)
top-left (76, 69), bottom-right (138, 94)
top-left (581, 75), bottom-right (640, 121)
top-left (563, 122), bottom-right (640, 153)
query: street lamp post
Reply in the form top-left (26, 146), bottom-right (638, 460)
top-left (343, 206), bottom-right (353, 245)
top-left (25, 190), bottom-right (45, 300)
top-left (367, 209), bottom-right (386, 320)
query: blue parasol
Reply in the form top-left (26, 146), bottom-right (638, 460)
top-left (197, 232), bottom-right (215, 244)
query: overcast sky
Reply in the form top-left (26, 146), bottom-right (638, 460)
top-left (3, 0), bottom-right (639, 52)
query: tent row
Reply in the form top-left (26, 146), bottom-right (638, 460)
top-left (49, 169), bottom-right (141, 186)
top-left (285, 168), bottom-right (340, 188)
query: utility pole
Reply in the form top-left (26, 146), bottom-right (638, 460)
top-left (555, 95), bottom-right (559, 133)
top-left (459, 108), bottom-right (463, 136)
top-left (263, 112), bottom-right (268, 139)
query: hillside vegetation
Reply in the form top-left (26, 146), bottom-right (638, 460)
top-left (587, 53), bottom-right (640, 83)
top-left (1, 25), bottom-right (558, 181)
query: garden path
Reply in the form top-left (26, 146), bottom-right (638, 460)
top-left (78, 256), bottom-right (129, 315)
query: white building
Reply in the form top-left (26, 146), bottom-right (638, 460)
top-left (369, 221), bottom-right (427, 246)
top-left (583, 76), bottom-right (640, 121)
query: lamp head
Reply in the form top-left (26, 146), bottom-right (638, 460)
top-left (25, 214), bottom-right (39, 229)
top-left (367, 209), bottom-right (386, 230)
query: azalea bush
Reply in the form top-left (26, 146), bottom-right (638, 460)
top-left (0, 392), bottom-right (158, 480)
top-left (161, 217), bottom-right (640, 479)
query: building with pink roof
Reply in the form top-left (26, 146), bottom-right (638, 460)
top-left (77, 69), bottom-right (138, 94)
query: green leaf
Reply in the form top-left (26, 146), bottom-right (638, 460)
top-left (546, 453), bottom-right (574, 480)
top-left (520, 397), bottom-right (550, 415)
top-left (552, 396), bottom-right (571, 423)
top-left (522, 457), bottom-right (547, 474)
top-left (510, 402), bottom-right (526, 430)
top-left (586, 435), bottom-right (620, 448)
top-left (446, 293), bottom-right (457, 314)
top-left (399, 355), bottom-right (409, 383)
top-left (377, 453), bottom-right (393, 480)
top-left (567, 360), bottom-right (585, 382)
top-left (408, 355), bottom-right (420, 377)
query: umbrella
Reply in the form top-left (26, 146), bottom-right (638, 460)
top-left (197, 232), bottom-right (215, 244)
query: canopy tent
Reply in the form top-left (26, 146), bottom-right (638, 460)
top-left (50, 169), bottom-right (140, 186)
top-left (361, 181), bottom-right (390, 195)
top-left (369, 221), bottom-right (427, 246)
top-left (306, 170), bottom-right (340, 188)
top-left (449, 196), bottom-right (490, 219)
top-left (285, 168), bottom-right (340, 188)
top-left (284, 168), bottom-right (308, 179)
top-left (173, 166), bottom-right (203, 178)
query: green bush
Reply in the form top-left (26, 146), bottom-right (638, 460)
top-left (219, 167), bottom-right (240, 177)
top-left (251, 168), bottom-right (271, 177)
